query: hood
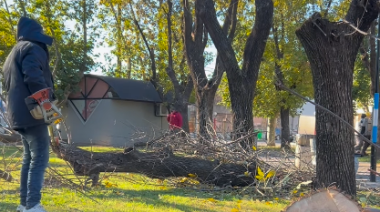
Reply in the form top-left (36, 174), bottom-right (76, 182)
top-left (17, 17), bottom-right (53, 46)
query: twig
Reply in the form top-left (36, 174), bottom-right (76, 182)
top-left (342, 19), bottom-right (380, 40)
top-left (368, 169), bottom-right (380, 176)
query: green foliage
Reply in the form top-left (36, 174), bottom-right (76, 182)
top-left (97, 0), bottom-right (191, 96)
top-left (0, 0), bottom-right (97, 101)
top-left (353, 54), bottom-right (372, 112)
top-left (218, 0), bottom-right (314, 118)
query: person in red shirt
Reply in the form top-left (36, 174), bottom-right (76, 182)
top-left (167, 109), bottom-right (183, 132)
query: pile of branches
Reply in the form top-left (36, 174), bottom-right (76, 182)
top-left (0, 116), bottom-right (325, 199)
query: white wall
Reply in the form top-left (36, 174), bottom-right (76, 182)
top-left (60, 100), bottom-right (168, 147)
top-left (297, 102), bottom-right (315, 135)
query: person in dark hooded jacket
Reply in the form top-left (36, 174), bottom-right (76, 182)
top-left (3, 17), bottom-right (55, 212)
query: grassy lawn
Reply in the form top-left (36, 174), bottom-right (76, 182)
top-left (1, 146), bottom-right (289, 212)
top-left (358, 155), bottom-right (380, 164)
top-left (1, 145), bottom-right (379, 212)
top-left (357, 148), bottom-right (380, 164)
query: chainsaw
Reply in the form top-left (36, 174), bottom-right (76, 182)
top-left (24, 88), bottom-right (63, 125)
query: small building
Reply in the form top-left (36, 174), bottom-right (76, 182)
top-left (59, 74), bottom-right (169, 147)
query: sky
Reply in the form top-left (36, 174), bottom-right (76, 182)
top-left (64, 20), bottom-right (218, 77)
top-left (3, 0), bottom-right (217, 77)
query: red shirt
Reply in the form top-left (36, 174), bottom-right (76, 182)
top-left (167, 111), bottom-right (183, 129)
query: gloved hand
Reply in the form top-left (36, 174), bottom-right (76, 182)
top-left (30, 99), bottom-right (59, 120)
top-left (26, 88), bottom-right (62, 124)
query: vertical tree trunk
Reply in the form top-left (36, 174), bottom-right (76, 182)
top-left (127, 58), bottom-right (132, 79)
top-left (184, 0), bottom-right (238, 141)
top-left (296, 1), bottom-right (379, 195)
top-left (229, 84), bottom-right (254, 149)
top-left (369, 22), bottom-right (377, 96)
top-left (267, 116), bottom-right (276, 146)
top-left (197, 0), bottom-right (273, 150)
top-left (197, 91), bottom-right (213, 138)
top-left (280, 107), bottom-right (290, 148)
top-left (116, 4), bottom-right (122, 75)
top-left (82, 0), bottom-right (87, 73)
top-left (175, 102), bottom-right (189, 133)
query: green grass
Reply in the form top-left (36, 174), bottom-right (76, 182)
top-left (357, 148), bottom-right (380, 164)
top-left (358, 155), bottom-right (380, 164)
top-left (257, 146), bottom-right (296, 152)
top-left (1, 146), bottom-right (289, 212)
top-left (1, 145), bottom-right (379, 212)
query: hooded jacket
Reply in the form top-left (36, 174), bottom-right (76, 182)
top-left (3, 17), bottom-right (55, 130)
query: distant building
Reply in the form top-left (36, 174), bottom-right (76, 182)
top-left (59, 74), bottom-right (168, 147)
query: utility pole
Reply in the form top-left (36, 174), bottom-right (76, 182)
top-left (370, 18), bottom-right (380, 182)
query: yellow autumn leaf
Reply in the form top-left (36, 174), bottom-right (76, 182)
top-left (293, 190), bottom-right (298, 194)
top-left (252, 146), bottom-right (257, 151)
top-left (180, 177), bottom-right (188, 183)
top-left (255, 166), bottom-right (265, 181)
top-left (265, 170), bottom-right (276, 179)
top-left (207, 198), bottom-right (218, 203)
top-left (274, 197), bottom-right (279, 201)
top-left (104, 181), bottom-right (113, 188)
top-left (266, 201), bottom-right (271, 205)
top-left (231, 208), bottom-right (239, 212)
top-left (188, 173), bottom-right (197, 178)
top-left (244, 171), bottom-right (250, 177)
top-left (159, 186), bottom-right (167, 190)
top-left (273, 0), bottom-right (279, 7)
top-left (300, 193), bottom-right (304, 197)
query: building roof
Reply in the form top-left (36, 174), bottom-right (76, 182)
top-left (83, 74), bottom-right (163, 103)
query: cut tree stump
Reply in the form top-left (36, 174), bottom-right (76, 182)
top-left (284, 187), bottom-right (380, 212)
top-left (51, 143), bottom-right (258, 187)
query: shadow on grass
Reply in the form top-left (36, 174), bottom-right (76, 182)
top-left (0, 202), bottom-right (18, 212)
top-left (88, 187), bottom-right (234, 212)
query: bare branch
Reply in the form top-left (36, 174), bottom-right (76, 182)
top-left (128, 3), bottom-right (157, 81)
top-left (183, 0), bottom-right (193, 44)
top-left (17, 0), bottom-right (27, 17)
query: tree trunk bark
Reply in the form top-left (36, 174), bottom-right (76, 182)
top-left (197, 90), bottom-right (214, 139)
top-left (51, 143), bottom-right (257, 187)
top-left (197, 0), bottom-right (273, 150)
top-left (229, 84), bottom-right (255, 149)
top-left (267, 117), bottom-right (276, 146)
top-left (176, 102), bottom-right (190, 133)
top-left (369, 22), bottom-right (377, 95)
top-left (280, 107), bottom-right (290, 148)
top-left (296, 1), bottom-right (379, 195)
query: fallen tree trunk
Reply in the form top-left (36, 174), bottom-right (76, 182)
top-left (52, 143), bottom-right (257, 187)
top-left (0, 127), bottom-right (259, 187)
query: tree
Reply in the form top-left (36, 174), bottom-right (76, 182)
top-left (99, 0), bottom-right (194, 132)
top-left (196, 0), bottom-right (274, 149)
top-left (295, 0), bottom-right (379, 195)
top-left (268, 0), bottom-right (314, 147)
top-left (353, 52), bottom-right (372, 113)
top-left (353, 21), bottom-right (377, 113)
top-left (182, 0), bottom-right (238, 139)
